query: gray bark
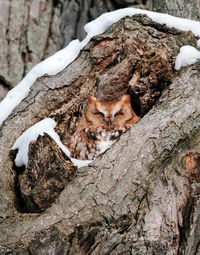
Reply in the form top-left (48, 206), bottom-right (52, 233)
top-left (152, 0), bottom-right (200, 21)
top-left (0, 0), bottom-right (150, 100)
top-left (60, 0), bottom-right (117, 47)
top-left (0, 14), bottom-right (199, 254)
top-left (60, 0), bottom-right (149, 48)
top-left (0, 0), bottom-right (61, 91)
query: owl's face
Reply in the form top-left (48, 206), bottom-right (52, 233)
top-left (85, 94), bottom-right (135, 130)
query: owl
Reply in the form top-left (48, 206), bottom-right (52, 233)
top-left (68, 94), bottom-right (141, 160)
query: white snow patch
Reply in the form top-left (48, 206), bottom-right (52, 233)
top-left (175, 45), bottom-right (200, 70)
top-left (197, 39), bottom-right (200, 47)
top-left (1, 8), bottom-right (200, 126)
top-left (12, 118), bottom-right (91, 168)
top-left (83, 8), bottom-right (200, 43)
top-left (0, 40), bottom-right (81, 126)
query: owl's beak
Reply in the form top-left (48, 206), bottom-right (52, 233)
top-left (104, 116), bottom-right (113, 127)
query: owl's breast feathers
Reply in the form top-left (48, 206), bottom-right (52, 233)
top-left (68, 126), bottom-right (131, 160)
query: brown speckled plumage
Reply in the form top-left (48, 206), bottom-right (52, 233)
top-left (68, 95), bottom-right (140, 160)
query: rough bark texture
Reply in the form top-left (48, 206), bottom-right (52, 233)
top-left (0, 14), bottom-right (199, 254)
top-left (0, 0), bottom-right (62, 90)
top-left (15, 133), bottom-right (76, 213)
top-left (0, 0), bottom-right (150, 100)
top-left (152, 0), bottom-right (200, 21)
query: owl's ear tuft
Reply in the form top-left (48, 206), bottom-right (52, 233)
top-left (121, 94), bottom-right (131, 104)
top-left (88, 96), bottom-right (98, 103)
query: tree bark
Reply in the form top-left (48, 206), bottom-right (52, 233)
top-left (152, 0), bottom-right (200, 21)
top-left (0, 13), bottom-right (199, 254)
top-left (60, 0), bottom-right (150, 47)
top-left (0, 0), bottom-right (151, 101)
top-left (0, 0), bottom-right (61, 92)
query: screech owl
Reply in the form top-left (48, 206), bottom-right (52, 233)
top-left (68, 94), bottom-right (141, 160)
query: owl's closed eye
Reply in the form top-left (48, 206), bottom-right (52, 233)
top-left (85, 95), bottom-right (137, 128)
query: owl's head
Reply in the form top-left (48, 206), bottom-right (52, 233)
top-left (85, 94), bottom-right (136, 129)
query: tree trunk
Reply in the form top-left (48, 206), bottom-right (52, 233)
top-left (60, 0), bottom-right (150, 47)
top-left (152, 0), bottom-right (200, 21)
top-left (0, 0), bottom-right (62, 94)
top-left (0, 13), bottom-right (199, 254)
top-left (0, 0), bottom-right (151, 101)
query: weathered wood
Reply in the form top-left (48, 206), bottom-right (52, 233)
top-left (0, 14), bottom-right (199, 254)
top-left (0, 0), bottom-right (150, 99)
top-left (17, 133), bottom-right (76, 212)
